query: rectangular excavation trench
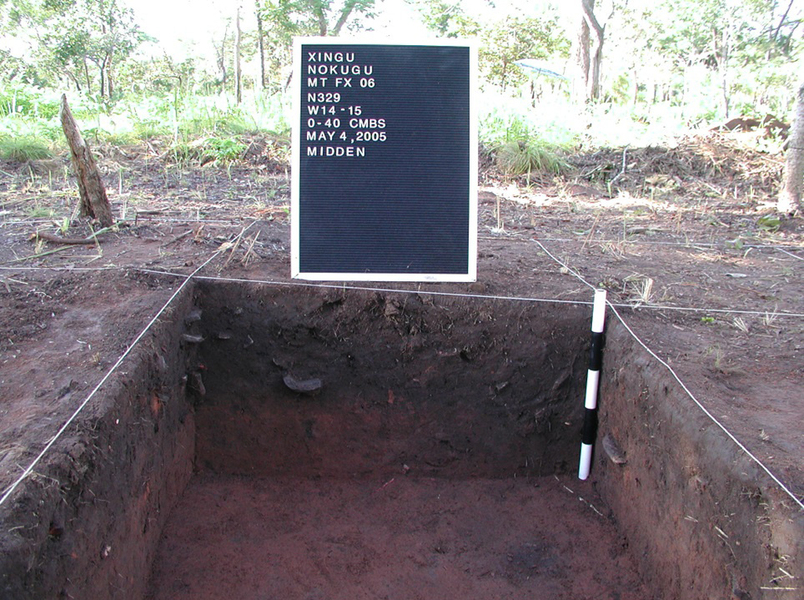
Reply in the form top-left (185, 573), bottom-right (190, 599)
top-left (1, 280), bottom-right (799, 600)
top-left (147, 282), bottom-right (652, 600)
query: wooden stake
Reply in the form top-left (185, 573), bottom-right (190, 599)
top-left (59, 94), bottom-right (114, 227)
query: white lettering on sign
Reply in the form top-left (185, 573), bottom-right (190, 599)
top-left (307, 92), bottom-right (341, 103)
top-left (307, 51), bottom-right (355, 63)
top-left (307, 64), bottom-right (373, 76)
top-left (303, 50), bottom-right (387, 158)
top-left (306, 131), bottom-right (337, 141)
top-left (349, 118), bottom-right (385, 129)
top-left (306, 146), bottom-right (366, 157)
top-left (306, 105), bottom-right (336, 115)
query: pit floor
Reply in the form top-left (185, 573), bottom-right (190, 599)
top-left (146, 474), bottom-right (648, 600)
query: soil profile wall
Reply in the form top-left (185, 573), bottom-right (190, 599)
top-left (595, 319), bottom-right (803, 600)
top-left (192, 282), bottom-right (590, 479)
top-left (0, 287), bottom-right (197, 600)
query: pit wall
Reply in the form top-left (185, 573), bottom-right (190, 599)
top-left (595, 319), bottom-right (803, 600)
top-left (0, 286), bottom-right (198, 600)
top-left (192, 282), bottom-right (591, 479)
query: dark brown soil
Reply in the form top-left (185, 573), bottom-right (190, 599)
top-left (0, 131), bottom-right (801, 599)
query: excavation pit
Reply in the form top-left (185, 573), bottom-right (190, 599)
top-left (151, 283), bottom-right (643, 600)
top-left (0, 280), bottom-right (799, 600)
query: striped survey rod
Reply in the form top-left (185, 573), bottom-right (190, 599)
top-left (578, 289), bottom-right (607, 480)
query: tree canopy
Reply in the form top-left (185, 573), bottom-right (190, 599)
top-left (1, 0), bottom-right (146, 98)
top-left (0, 0), bottom-right (800, 124)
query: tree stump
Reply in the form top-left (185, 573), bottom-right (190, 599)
top-left (779, 82), bottom-right (804, 215)
top-left (59, 94), bottom-right (114, 227)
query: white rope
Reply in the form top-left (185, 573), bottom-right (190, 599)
top-left (532, 239), bottom-right (597, 291)
top-left (608, 304), bottom-right (804, 511)
top-left (136, 268), bottom-right (596, 306)
top-left (614, 303), bottom-right (804, 318)
top-left (1, 232), bottom-right (799, 509)
top-left (138, 264), bottom-right (804, 508)
top-left (3, 263), bottom-right (802, 319)
top-left (133, 268), bottom-right (804, 320)
top-left (532, 238), bottom-right (804, 510)
top-left (0, 223), bottom-right (256, 506)
top-left (775, 247), bottom-right (804, 261)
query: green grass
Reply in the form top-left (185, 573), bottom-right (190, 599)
top-left (133, 120), bottom-right (169, 141)
top-left (204, 137), bottom-right (247, 162)
top-left (0, 85), bottom-right (292, 154)
top-left (480, 100), bottom-right (572, 176)
top-left (495, 139), bottom-right (569, 175)
top-left (26, 205), bottom-right (57, 218)
top-left (0, 82), bottom-right (704, 173)
top-left (0, 135), bottom-right (52, 161)
top-left (478, 88), bottom-right (694, 155)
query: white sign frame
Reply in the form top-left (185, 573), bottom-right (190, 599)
top-left (291, 37), bottom-right (478, 282)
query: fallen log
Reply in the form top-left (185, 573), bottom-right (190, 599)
top-left (32, 226), bottom-right (113, 245)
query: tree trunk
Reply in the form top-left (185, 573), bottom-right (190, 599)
top-left (105, 53), bottom-right (115, 98)
top-left (574, 0), bottom-right (605, 103)
top-left (235, 6), bottom-right (242, 104)
top-left (59, 95), bottom-right (114, 227)
top-left (572, 3), bottom-right (591, 103)
top-left (714, 25), bottom-right (731, 118)
top-left (314, 4), bottom-right (328, 35)
top-left (67, 72), bottom-right (82, 92)
top-left (332, 0), bottom-right (359, 35)
top-left (83, 59), bottom-right (92, 93)
top-left (778, 81), bottom-right (804, 214)
top-left (255, 0), bottom-right (266, 91)
top-left (771, 0), bottom-right (795, 47)
top-left (217, 26), bottom-right (229, 88)
top-left (584, 0), bottom-right (604, 101)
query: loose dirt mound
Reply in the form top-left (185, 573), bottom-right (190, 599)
top-left (569, 132), bottom-right (785, 200)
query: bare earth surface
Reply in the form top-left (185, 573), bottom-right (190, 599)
top-left (148, 475), bottom-right (646, 600)
top-left (0, 131), bottom-right (801, 598)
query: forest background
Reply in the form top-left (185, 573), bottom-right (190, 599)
top-left (0, 0), bottom-right (801, 207)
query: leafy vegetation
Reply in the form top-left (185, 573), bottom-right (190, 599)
top-left (0, 0), bottom-right (799, 194)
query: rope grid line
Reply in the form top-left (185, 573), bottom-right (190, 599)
top-left (133, 263), bottom-right (803, 508)
top-left (608, 304), bottom-right (804, 511)
top-left (0, 227), bottom-right (800, 508)
top-left (533, 238), bottom-right (804, 511)
top-left (132, 268), bottom-right (804, 319)
top-left (776, 247), bottom-right (804, 261)
top-left (2, 262), bottom-right (803, 319)
top-left (0, 222), bottom-right (257, 507)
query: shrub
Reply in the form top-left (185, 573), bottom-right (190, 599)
top-left (204, 136), bottom-right (247, 163)
top-left (169, 136), bottom-right (246, 166)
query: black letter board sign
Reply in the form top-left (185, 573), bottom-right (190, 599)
top-left (291, 39), bottom-right (477, 281)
